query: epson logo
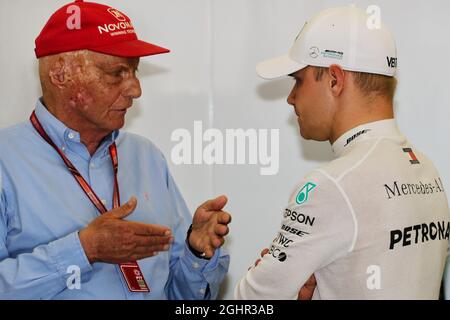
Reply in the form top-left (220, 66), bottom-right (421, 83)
top-left (387, 56), bottom-right (397, 68)
top-left (284, 209), bottom-right (315, 226)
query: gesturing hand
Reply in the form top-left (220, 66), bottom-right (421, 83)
top-left (79, 197), bottom-right (173, 264)
top-left (188, 195), bottom-right (232, 259)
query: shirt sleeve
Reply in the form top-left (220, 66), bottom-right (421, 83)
top-left (160, 155), bottom-right (230, 300)
top-left (234, 170), bottom-right (355, 299)
top-left (0, 168), bottom-right (93, 299)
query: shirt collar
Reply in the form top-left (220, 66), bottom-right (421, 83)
top-left (331, 119), bottom-right (400, 158)
top-left (34, 98), bottom-right (119, 157)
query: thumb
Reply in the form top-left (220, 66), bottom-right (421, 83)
top-left (107, 197), bottom-right (137, 219)
top-left (200, 195), bottom-right (228, 211)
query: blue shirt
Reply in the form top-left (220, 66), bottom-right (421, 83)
top-left (0, 99), bottom-right (229, 300)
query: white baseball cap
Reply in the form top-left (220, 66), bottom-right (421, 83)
top-left (256, 5), bottom-right (397, 79)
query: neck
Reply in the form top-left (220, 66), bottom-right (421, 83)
top-left (330, 95), bottom-right (394, 144)
top-left (81, 134), bottom-right (109, 156)
top-left (43, 97), bottom-right (111, 156)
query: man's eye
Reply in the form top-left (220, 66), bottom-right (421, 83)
top-left (104, 71), bottom-right (123, 84)
top-left (106, 68), bottom-right (125, 77)
top-left (113, 70), bottom-right (123, 77)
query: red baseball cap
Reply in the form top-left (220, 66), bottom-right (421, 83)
top-left (35, 0), bottom-right (170, 58)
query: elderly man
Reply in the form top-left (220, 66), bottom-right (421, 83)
top-left (0, 0), bottom-right (230, 299)
top-left (235, 6), bottom-right (450, 299)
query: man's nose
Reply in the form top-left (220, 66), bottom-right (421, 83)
top-left (287, 85), bottom-right (296, 106)
top-left (123, 75), bottom-right (142, 99)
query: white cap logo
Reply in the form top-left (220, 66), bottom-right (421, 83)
top-left (108, 8), bottom-right (127, 22)
top-left (309, 47), bottom-right (319, 59)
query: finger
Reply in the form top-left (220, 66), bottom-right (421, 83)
top-left (203, 245), bottom-right (215, 258)
top-left (134, 235), bottom-right (174, 247)
top-left (107, 197), bottom-right (137, 219)
top-left (298, 275), bottom-right (317, 300)
top-left (306, 275), bottom-right (317, 286)
top-left (128, 244), bottom-right (171, 261)
top-left (134, 243), bottom-right (171, 254)
top-left (199, 195), bottom-right (228, 212)
top-left (130, 251), bottom-right (159, 261)
top-left (129, 222), bottom-right (172, 237)
top-left (298, 285), bottom-right (315, 300)
top-left (214, 224), bottom-right (229, 236)
top-left (217, 212), bottom-right (232, 224)
top-left (260, 248), bottom-right (269, 258)
top-left (211, 236), bottom-right (225, 248)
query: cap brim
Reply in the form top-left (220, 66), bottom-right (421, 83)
top-left (256, 54), bottom-right (307, 79)
top-left (90, 39), bottom-right (170, 58)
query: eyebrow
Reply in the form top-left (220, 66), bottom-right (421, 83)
top-left (95, 63), bottom-right (137, 72)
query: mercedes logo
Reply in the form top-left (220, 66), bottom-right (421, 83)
top-left (309, 46), bottom-right (319, 58)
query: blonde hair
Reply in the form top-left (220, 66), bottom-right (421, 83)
top-left (313, 66), bottom-right (397, 101)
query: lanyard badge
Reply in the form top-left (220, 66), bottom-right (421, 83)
top-left (30, 111), bottom-right (150, 293)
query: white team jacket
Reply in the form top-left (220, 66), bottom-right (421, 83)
top-left (235, 119), bottom-right (450, 299)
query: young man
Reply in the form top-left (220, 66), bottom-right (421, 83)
top-left (235, 5), bottom-right (450, 299)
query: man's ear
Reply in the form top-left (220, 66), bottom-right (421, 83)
top-left (48, 57), bottom-right (71, 89)
top-left (328, 64), bottom-right (345, 97)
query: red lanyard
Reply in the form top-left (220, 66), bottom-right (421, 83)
top-left (30, 111), bottom-right (150, 293)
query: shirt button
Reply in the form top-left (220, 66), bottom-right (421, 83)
top-left (61, 146), bottom-right (66, 151)
top-left (199, 288), bottom-right (205, 294)
top-left (68, 132), bottom-right (75, 139)
top-left (192, 262), bottom-right (200, 269)
top-left (90, 163), bottom-right (95, 168)
top-left (101, 199), bottom-right (107, 205)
